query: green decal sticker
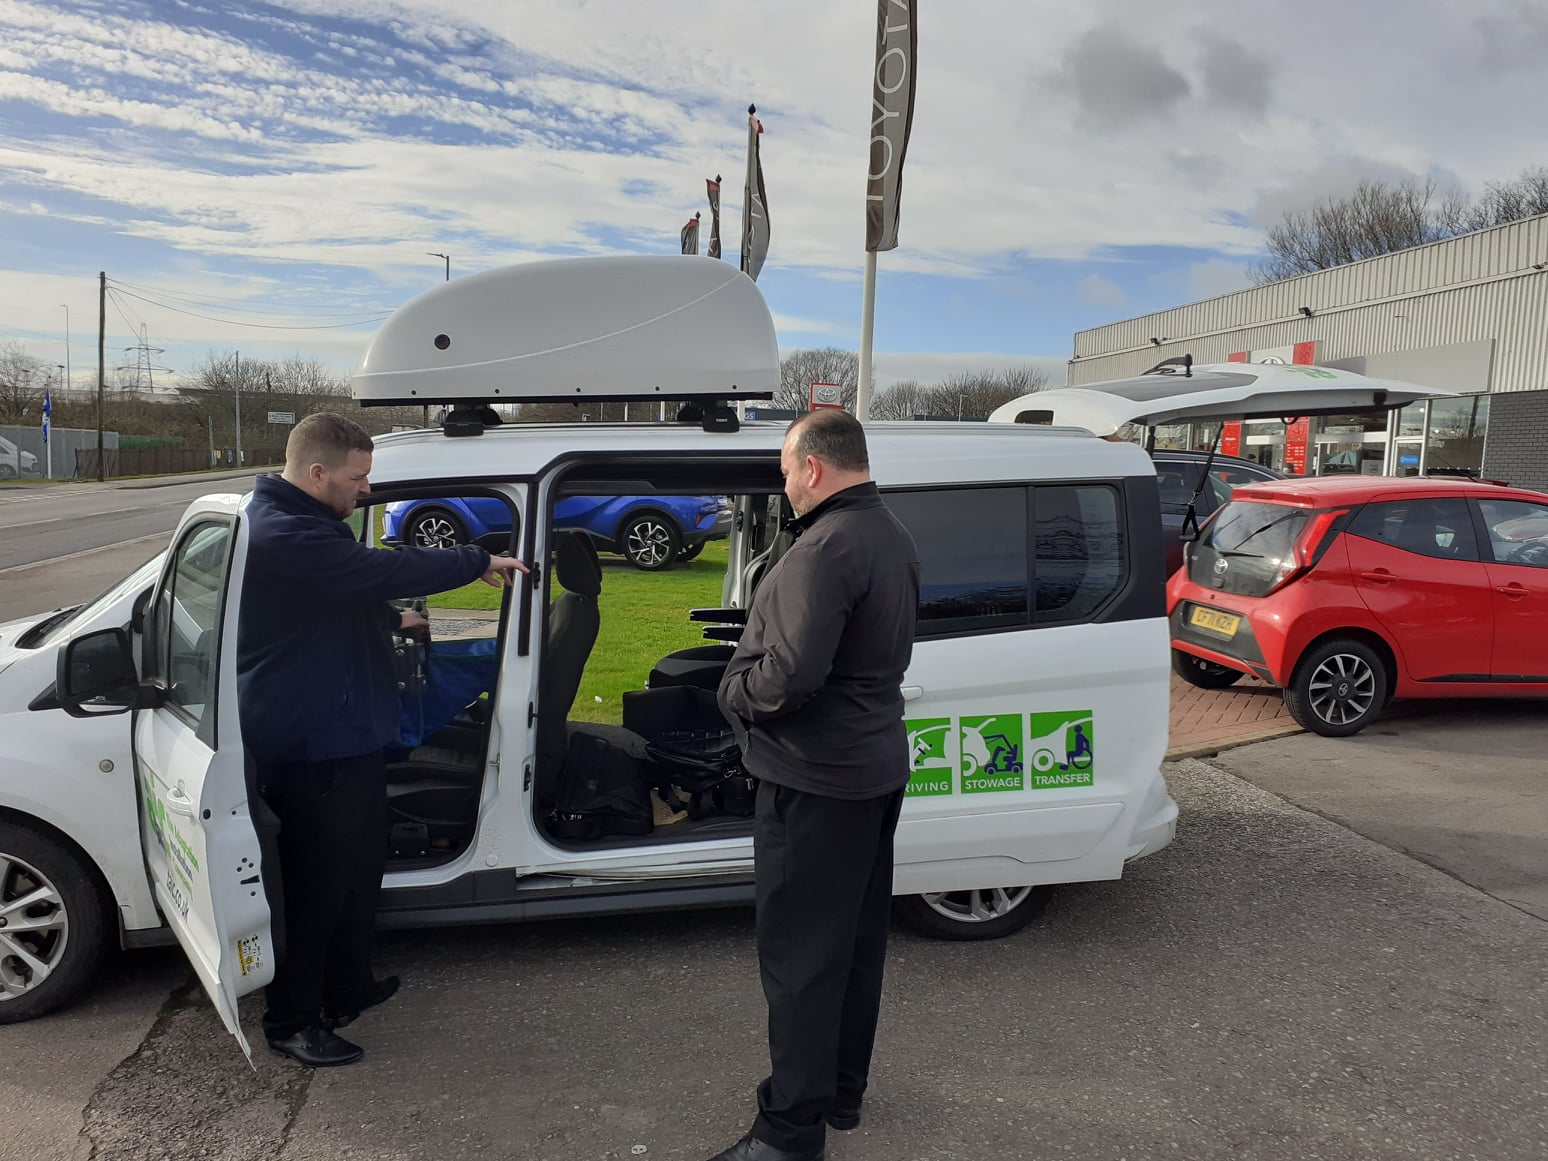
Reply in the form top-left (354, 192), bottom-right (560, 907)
top-left (1027, 711), bottom-right (1095, 788)
top-left (904, 718), bottom-right (953, 797)
top-left (960, 714), bottom-right (1025, 793)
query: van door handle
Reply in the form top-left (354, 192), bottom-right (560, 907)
top-left (165, 786), bottom-right (197, 817)
top-left (1497, 583), bottom-right (1529, 599)
top-left (1358, 570), bottom-right (1396, 584)
top-left (900, 685), bottom-right (924, 702)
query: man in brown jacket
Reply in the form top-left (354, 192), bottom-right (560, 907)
top-left (707, 409), bottom-right (921, 1161)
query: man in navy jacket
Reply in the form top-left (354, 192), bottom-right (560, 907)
top-left (238, 412), bottom-right (526, 1068)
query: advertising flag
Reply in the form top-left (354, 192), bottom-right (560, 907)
top-left (706, 176), bottom-right (723, 259)
top-left (42, 387), bottom-right (51, 445)
top-left (865, 0), bottom-right (917, 251)
top-left (740, 107), bottom-right (770, 282)
top-left (681, 212), bottom-right (700, 255)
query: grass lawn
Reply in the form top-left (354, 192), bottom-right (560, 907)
top-left (430, 541), bottom-right (733, 725)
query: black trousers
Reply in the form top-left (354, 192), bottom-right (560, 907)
top-left (752, 779), bottom-right (905, 1152)
top-left (255, 751), bottom-right (388, 1040)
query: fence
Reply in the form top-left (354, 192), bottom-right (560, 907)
top-left (74, 445), bottom-right (285, 479)
top-left (0, 424), bottom-right (118, 480)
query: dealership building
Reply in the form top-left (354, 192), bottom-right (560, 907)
top-left (1068, 213), bottom-right (1548, 492)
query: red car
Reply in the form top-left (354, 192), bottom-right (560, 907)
top-left (1168, 476), bottom-right (1548, 736)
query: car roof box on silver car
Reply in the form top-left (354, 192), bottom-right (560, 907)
top-left (988, 359), bottom-right (1457, 436)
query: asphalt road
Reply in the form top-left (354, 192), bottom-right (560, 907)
top-left (0, 470), bottom-right (256, 622)
top-left (1, 755), bottom-right (1544, 1161)
top-left (1212, 700), bottom-right (1548, 921)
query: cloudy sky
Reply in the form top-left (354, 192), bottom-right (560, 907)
top-left (2, 0), bottom-right (1546, 394)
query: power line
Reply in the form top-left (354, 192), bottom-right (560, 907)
top-left (108, 286), bottom-right (390, 331)
top-left (108, 278), bottom-right (397, 320)
top-left (108, 277), bottom-right (399, 318)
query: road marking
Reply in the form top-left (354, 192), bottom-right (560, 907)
top-left (0, 532), bottom-right (168, 576)
top-left (0, 517), bottom-right (65, 530)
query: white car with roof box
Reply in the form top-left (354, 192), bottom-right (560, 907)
top-left (0, 256), bottom-right (1178, 1056)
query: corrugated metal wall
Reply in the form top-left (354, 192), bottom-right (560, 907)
top-left (1070, 214), bottom-right (1548, 390)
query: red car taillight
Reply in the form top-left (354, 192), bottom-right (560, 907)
top-left (1266, 508), bottom-right (1348, 593)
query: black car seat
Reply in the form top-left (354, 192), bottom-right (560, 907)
top-left (535, 532), bottom-right (603, 810)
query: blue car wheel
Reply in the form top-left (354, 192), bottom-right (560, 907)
top-left (620, 510), bottom-right (681, 570)
top-left (404, 505), bottom-right (469, 549)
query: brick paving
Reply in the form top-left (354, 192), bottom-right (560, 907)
top-left (1166, 672), bottom-right (1301, 759)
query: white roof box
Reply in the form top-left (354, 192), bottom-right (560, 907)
top-left (988, 362), bottom-right (1457, 436)
top-left (353, 256), bottom-right (779, 407)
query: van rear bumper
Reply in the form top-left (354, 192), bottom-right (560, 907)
top-left (1125, 771), bottom-right (1179, 861)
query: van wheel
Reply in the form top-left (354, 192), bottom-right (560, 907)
top-left (894, 886), bottom-right (1049, 941)
top-left (622, 514), bottom-right (680, 571)
top-left (1284, 638), bottom-right (1388, 737)
top-left (1172, 650), bottom-right (1243, 690)
top-left (0, 822), bottom-right (111, 1024)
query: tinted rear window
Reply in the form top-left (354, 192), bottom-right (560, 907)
top-left (1191, 501), bottom-right (1310, 597)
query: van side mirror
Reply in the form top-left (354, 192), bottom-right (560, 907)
top-left (131, 587), bottom-right (152, 635)
top-left (57, 628), bottom-right (141, 718)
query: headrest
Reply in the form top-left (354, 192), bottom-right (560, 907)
top-left (552, 531), bottom-right (602, 597)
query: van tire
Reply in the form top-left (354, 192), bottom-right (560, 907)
top-left (1171, 650), bottom-right (1243, 690)
top-left (0, 822), bottom-right (111, 1024)
top-left (894, 886), bottom-right (1049, 941)
top-left (1284, 637), bottom-right (1388, 737)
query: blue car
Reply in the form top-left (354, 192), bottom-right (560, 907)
top-left (382, 494), bottom-right (731, 571)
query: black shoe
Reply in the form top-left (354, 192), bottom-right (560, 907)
top-left (826, 1105), bottom-right (861, 1131)
top-left (267, 1026), bottom-right (364, 1068)
top-left (703, 1134), bottom-right (825, 1161)
top-left (325, 975), bottom-right (400, 1030)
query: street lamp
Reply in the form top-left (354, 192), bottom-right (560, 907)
top-left (60, 304), bottom-right (70, 393)
top-left (426, 252), bottom-right (450, 281)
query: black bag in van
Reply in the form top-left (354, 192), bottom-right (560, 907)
top-left (547, 730), bottom-right (654, 841)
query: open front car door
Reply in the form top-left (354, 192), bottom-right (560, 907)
top-left (60, 496), bottom-right (272, 1058)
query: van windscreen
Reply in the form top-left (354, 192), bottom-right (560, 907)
top-left (1190, 501), bottom-right (1310, 597)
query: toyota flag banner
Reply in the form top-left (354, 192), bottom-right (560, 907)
top-left (740, 106), bottom-right (770, 282)
top-left (706, 176), bottom-right (723, 259)
top-left (866, 0), bottom-right (917, 252)
top-left (681, 212), bottom-right (700, 255)
top-left (42, 387), bottom-right (51, 445)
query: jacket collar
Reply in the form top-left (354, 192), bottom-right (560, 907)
top-left (253, 472), bottom-right (345, 522)
top-left (788, 480), bottom-right (881, 535)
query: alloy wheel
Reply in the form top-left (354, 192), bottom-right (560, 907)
top-left (626, 520), bottom-right (673, 568)
top-left (1306, 652), bottom-right (1378, 727)
top-left (411, 514), bottom-right (463, 549)
top-left (0, 852), bottom-right (70, 1004)
top-left (920, 886), bottom-right (1035, 926)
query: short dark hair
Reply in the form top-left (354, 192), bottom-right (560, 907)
top-left (787, 409), bottom-right (869, 472)
top-left (286, 411), bottom-right (374, 471)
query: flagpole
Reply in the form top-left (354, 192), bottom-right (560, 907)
top-left (856, 254), bottom-right (878, 421)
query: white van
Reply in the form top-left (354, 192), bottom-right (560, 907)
top-left (0, 257), bottom-right (1176, 1056)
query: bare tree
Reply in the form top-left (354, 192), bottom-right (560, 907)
top-left (1253, 168), bottom-right (1548, 284)
top-left (867, 379), bottom-right (931, 421)
top-left (776, 348), bottom-right (864, 413)
top-left (0, 341), bottom-right (47, 423)
top-left (871, 365), bottom-right (1050, 421)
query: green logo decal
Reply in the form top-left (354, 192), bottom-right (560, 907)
top-left (1027, 711), bottom-right (1095, 788)
top-left (904, 718), bottom-right (953, 797)
top-left (960, 714), bottom-right (1025, 793)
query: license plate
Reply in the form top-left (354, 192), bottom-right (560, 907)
top-left (1190, 606), bottom-right (1241, 638)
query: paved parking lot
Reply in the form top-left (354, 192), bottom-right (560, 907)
top-left (8, 753), bottom-right (1544, 1161)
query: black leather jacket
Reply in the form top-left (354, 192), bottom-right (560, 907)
top-left (718, 482), bottom-right (920, 799)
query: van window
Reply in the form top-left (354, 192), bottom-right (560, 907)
top-left (884, 487), bottom-right (1029, 637)
top-left (150, 521), bottom-right (233, 732)
top-left (1035, 485), bottom-right (1124, 624)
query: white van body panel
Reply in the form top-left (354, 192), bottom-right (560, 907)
top-left (407, 422), bottom-right (1177, 895)
top-left (0, 557), bottom-right (168, 934)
